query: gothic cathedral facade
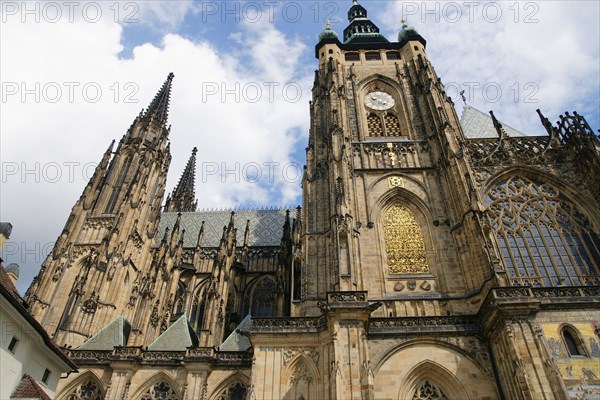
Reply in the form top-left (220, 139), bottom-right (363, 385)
top-left (24, 2), bottom-right (600, 399)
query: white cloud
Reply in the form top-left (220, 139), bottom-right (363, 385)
top-left (378, 0), bottom-right (600, 134)
top-left (0, 5), bottom-right (311, 293)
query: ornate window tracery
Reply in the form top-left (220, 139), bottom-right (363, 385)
top-left (215, 383), bottom-right (247, 400)
top-left (383, 205), bottom-right (430, 274)
top-left (249, 277), bottom-right (277, 317)
top-left (66, 380), bottom-right (103, 400)
top-left (486, 176), bottom-right (600, 287)
top-left (140, 381), bottom-right (178, 400)
top-left (412, 380), bottom-right (449, 400)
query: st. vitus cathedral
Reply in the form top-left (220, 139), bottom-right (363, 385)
top-left (24, 1), bottom-right (600, 399)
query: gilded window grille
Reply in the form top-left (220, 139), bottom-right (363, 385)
top-left (367, 113), bottom-right (383, 136)
top-left (486, 176), bottom-right (600, 287)
top-left (383, 205), bottom-right (430, 274)
top-left (384, 113), bottom-right (401, 136)
top-left (367, 112), bottom-right (402, 137)
top-left (412, 380), bottom-right (449, 400)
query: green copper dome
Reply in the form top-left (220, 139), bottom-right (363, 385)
top-left (318, 24), bottom-right (339, 41)
top-left (398, 23), bottom-right (419, 43)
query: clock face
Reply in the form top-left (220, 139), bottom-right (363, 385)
top-left (364, 91), bottom-right (395, 111)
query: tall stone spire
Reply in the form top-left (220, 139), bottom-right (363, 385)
top-left (164, 147), bottom-right (198, 212)
top-left (143, 72), bottom-right (174, 126)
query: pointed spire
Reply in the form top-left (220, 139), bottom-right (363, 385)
top-left (164, 147), bottom-right (198, 212)
top-left (196, 221), bottom-right (205, 248)
top-left (243, 219), bottom-right (251, 247)
top-left (144, 73), bottom-right (174, 126)
top-left (283, 210), bottom-right (291, 240)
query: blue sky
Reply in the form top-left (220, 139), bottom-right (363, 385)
top-left (1, 1), bottom-right (599, 293)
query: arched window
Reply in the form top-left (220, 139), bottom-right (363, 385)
top-left (249, 277), bottom-right (277, 317)
top-left (562, 326), bottom-right (587, 357)
top-left (215, 383), bottom-right (247, 400)
top-left (172, 281), bottom-right (186, 318)
top-left (412, 380), bottom-right (449, 400)
top-left (140, 381), bottom-right (178, 400)
top-left (190, 284), bottom-right (207, 335)
top-left (383, 205), bottom-right (429, 274)
top-left (486, 176), bottom-right (600, 287)
top-left (65, 379), bottom-right (103, 400)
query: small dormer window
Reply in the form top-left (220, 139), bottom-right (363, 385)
top-left (8, 337), bottom-right (18, 353)
top-left (387, 52), bottom-right (401, 60)
top-left (42, 369), bottom-right (51, 384)
top-left (365, 52), bottom-right (381, 61)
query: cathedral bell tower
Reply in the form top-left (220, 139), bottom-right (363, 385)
top-left (301, 3), bottom-right (495, 317)
top-left (25, 74), bottom-right (175, 347)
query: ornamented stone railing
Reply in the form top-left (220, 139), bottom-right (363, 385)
top-left (251, 316), bottom-right (327, 333)
top-left (142, 351), bottom-right (186, 364)
top-left (67, 350), bottom-right (112, 362)
top-left (369, 316), bottom-right (479, 335)
top-left (67, 347), bottom-right (251, 366)
top-left (215, 352), bottom-right (253, 365)
top-left (352, 140), bottom-right (430, 170)
top-left (186, 347), bottom-right (214, 359)
top-left (488, 286), bottom-right (600, 301)
top-left (112, 346), bottom-right (143, 360)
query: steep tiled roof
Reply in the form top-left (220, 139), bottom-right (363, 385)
top-left (77, 316), bottom-right (131, 350)
top-left (0, 260), bottom-right (21, 301)
top-left (460, 106), bottom-right (526, 139)
top-left (148, 315), bottom-right (198, 351)
top-left (11, 374), bottom-right (51, 400)
top-left (220, 314), bottom-right (252, 351)
top-left (157, 209), bottom-right (289, 248)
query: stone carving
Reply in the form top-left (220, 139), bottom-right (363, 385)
top-left (282, 347), bottom-right (320, 365)
top-left (81, 291), bottom-right (99, 314)
top-left (252, 316), bottom-right (327, 331)
top-left (328, 291), bottom-right (367, 302)
top-left (290, 362), bottom-right (313, 385)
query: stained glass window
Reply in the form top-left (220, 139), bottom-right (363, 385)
top-left (486, 176), bottom-right (600, 287)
